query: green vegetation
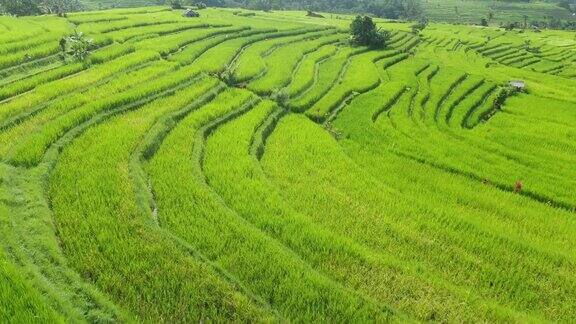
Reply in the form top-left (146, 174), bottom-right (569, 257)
top-left (350, 15), bottom-right (390, 48)
top-left (1, 6), bottom-right (576, 322)
top-left (424, 0), bottom-right (575, 27)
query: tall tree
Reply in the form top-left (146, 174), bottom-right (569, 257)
top-left (350, 15), bottom-right (390, 48)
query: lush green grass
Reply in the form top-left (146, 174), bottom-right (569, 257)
top-left (1, 6), bottom-right (576, 322)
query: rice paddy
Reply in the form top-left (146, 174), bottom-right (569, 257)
top-left (1, 6), bottom-right (575, 322)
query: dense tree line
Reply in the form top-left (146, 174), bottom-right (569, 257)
top-left (203, 0), bottom-right (424, 19)
top-left (0, 0), bottom-right (82, 16)
top-left (501, 18), bottom-right (576, 30)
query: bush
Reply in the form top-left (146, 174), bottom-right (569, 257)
top-left (60, 30), bottom-right (94, 62)
top-left (350, 16), bottom-right (390, 49)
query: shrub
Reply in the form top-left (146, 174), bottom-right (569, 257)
top-left (60, 30), bottom-right (94, 62)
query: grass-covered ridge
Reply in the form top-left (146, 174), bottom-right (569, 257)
top-left (0, 6), bottom-right (575, 322)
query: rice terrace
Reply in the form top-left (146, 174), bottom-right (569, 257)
top-left (1, 0), bottom-right (576, 321)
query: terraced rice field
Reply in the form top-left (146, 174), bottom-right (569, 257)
top-left (1, 6), bottom-right (576, 323)
top-left (424, 0), bottom-right (575, 25)
top-left (77, 0), bottom-right (576, 26)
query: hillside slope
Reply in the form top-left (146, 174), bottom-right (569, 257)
top-left (1, 7), bottom-right (575, 322)
top-left (78, 0), bottom-right (576, 26)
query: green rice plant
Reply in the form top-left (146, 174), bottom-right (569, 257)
top-left (441, 76), bottom-right (486, 125)
top-left (382, 86), bottom-right (418, 135)
top-left (0, 163), bottom-right (128, 322)
top-left (507, 55), bottom-right (539, 67)
top-left (366, 56), bottom-right (576, 206)
top-left (394, 34), bottom-right (420, 51)
top-left (201, 98), bottom-right (523, 322)
top-left (88, 42), bottom-right (135, 63)
top-left (248, 33), bottom-right (343, 95)
top-left (338, 74), bottom-right (576, 219)
top-left (546, 50), bottom-right (576, 62)
top-left (379, 52), bottom-right (409, 69)
top-left (185, 31), bottom-right (284, 74)
top-left (146, 89), bottom-right (391, 322)
top-left (5, 62), bottom-right (204, 166)
top-left (421, 68), bottom-right (466, 125)
top-left (0, 34), bottom-right (63, 56)
top-left (66, 14), bottom-right (128, 25)
top-left (262, 113), bottom-right (576, 321)
top-left (408, 65), bottom-right (436, 125)
top-left (433, 73), bottom-right (468, 122)
top-left (0, 63), bottom-right (86, 102)
top-left (0, 50), bottom-right (160, 125)
top-left (414, 62), bottom-right (431, 76)
top-left (289, 47), bottom-right (367, 112)
top-left (2, 8), bottom-right (576, 322)
top-left (0, 249), bottom-right (63, 323)
top-left (388, 31), bottom-right (408, 46)
top-left (65, 7), bottom-right (169, 24)
top-left (446, 81), bottom-right (496, 128)
top-left (496, 50), bottom-right (528, 63)
top-left (49, 77), bottom-right (273, 322)
top-left (371, 83), bottom-right (408, 122)
top-left (0, 43), bottom-right (136, 102)
top-left (0, 54), bottom-right (66, 81)
top-left (356, 69), bottom-right (572, 195)
top-left (476, 42), bottom-right (510, 54)
top-left (516, 58), bottom-right (542, 68)
top-left (0, 42), bottom-right (61, 70)
top-left (489, 47), bottom-right (523, 61)
top-left (285, 44), bottom-right (338, 97)
top-left (425, 0), bottom-right (573, 24)
top-left (482, 45), bottom-right (519, 57)
top-left (134, 26), bottom-right (247, 57)
top-left (0, 61), bottom-right (175, 160)
top-left (232, 28), bottom-right (331, 83)
top-left (78, 15), bottom-right (179, 34)
top-left (461, 84), bottom-right (501, 128)
top-left (168, 28), bottom-right (275, 65)
top-left (306, 50), bottom-right (384, 122)
top-left (91, 22), bottom-right (221, 44)
top-left (0, 16), bottom-right (71, 48)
